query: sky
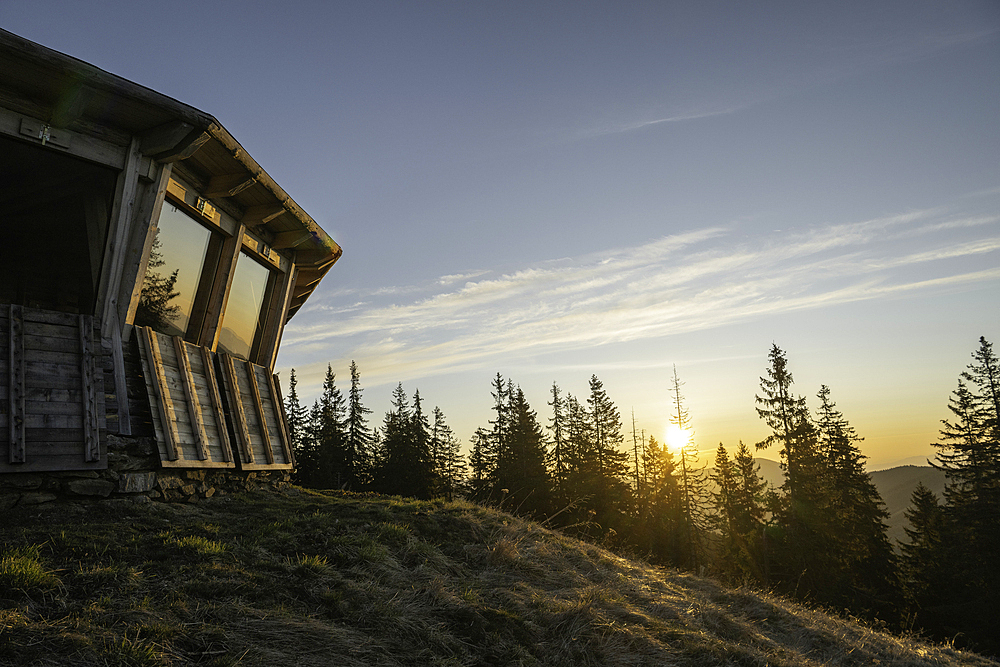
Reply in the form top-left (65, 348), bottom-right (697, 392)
top-left (4, 1), bottom-right (998, 469)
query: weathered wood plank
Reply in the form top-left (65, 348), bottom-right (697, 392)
top-left (269, 373), bottom-right (295, 466)
top-left (25, 427), bottom-right (85, 442)
top-left (80, 314), bottom-right (101, 462)
top-left (23, 335), bottom-right (80, 354)
top-left (21, 308), bottom-right (80, 327)
top-left (220, 353), bottom-right (253, 464)
top-left (9, 304), bottom-right (26, 464)
top-left (201, 347), bottom-right (232, 463)
top-left (23, 321), bottom-right (82, 341)
top-left (172, 337), bottom-right (209, 460)
top-left (110, 318), bottom-right (131, 435)
top-left (141, 327), bottom-right (179, 460)
top-left (245, 360), bottom-right (275, 465)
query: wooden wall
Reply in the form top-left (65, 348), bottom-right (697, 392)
top-left (1, 305), bottom-right (106, 472)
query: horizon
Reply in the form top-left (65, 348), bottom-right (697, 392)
top-left (4, 1), bottom-right (997, 470)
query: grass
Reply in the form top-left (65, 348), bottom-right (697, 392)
top-left (0, 488), bottom-right (995, 666)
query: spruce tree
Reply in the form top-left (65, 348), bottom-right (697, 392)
top-left (711, 442), bottom-right (769, 584)
top-left (814, 385), bottom-right (900, 620)
top-left (754, 345), bottom-right (831, 599)
top-left (925, 337), bottom-right (1000, 654)
top-left (284, 368), bottom-right (308, 461)
top-left (346, 360), bottom-right (373, 488)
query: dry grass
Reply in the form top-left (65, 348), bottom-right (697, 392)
top-left (0, 489), bottom-right (994, 666)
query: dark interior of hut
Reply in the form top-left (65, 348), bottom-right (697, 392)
top-left (0, 134), bottom-right (117, 315)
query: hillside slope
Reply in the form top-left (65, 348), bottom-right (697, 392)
top-left (0, 490), bottom-right (993, 666)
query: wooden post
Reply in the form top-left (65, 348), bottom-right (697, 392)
top-left (172, 336), bottom-right (209, 460)
top-left (122, 164), bottom-right (173, 332)
top-left (199, 224), bottom-right (245, 350)
top-left (97, 137), bottom-right (142, 337)
top-left (8, 304), bottom-right (25, 464)
top-left (109, 311), bottom-right (131, 435)
top-left (79, 315), bottom-right (101, 462)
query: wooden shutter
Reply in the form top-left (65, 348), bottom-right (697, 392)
top-left (218, 352), bottom-right (293, 471)
top-left (136, 327), bottom-right (234, 468)
top-left (1, 305), bottom-right (106, 472)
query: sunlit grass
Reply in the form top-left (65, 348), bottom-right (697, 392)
top-left (0, 490), bottom-right (992, 666)
top-left (0, 544), bottom-right (61, 594)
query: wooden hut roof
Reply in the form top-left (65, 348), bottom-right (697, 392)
top-left (0, 29), bottom-right (341, 320)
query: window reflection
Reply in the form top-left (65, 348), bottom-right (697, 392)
top-left (135, 204), bottom-right (211, 337)
top-left (217, 253), bottom-right (272, 360)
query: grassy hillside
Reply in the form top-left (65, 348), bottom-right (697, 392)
top-left (0, 490), bottom-right (994, 667)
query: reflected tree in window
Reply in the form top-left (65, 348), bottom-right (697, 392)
top-left (134, 230), bottom-right (180, 331)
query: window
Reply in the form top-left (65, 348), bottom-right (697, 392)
top-left (217, 252), bottom-right (275, 360)
top-left (134, 203), bottom-right (219, 338)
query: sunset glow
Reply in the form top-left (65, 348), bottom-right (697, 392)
top-left (666, 425), bottom-right (693, 453)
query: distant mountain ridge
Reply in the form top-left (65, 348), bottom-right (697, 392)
top-left (716, 459), bottom-right (947, 546)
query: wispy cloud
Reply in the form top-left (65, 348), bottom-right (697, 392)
top-left (281, 206), bottom-right (1000, 388)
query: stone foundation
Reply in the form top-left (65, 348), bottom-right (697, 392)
top-left (0, 432), bottom-right (293, 508)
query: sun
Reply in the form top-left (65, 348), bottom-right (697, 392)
top-left (665, 425), bottom-right (693, 452)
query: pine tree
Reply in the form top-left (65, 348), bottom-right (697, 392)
top-left (430, 406), bottom-right (465, 501)
top-left (814, 385), bottom-right (900, 620)
top-left (754, 345), bottom-right (831, 598)
top-left (711, 442), bottom-right (769, 584)
top-left (636, 434), bottom-right (683, 564)
top-left (315, 365), bottom-right (348, 489)
top-left (548, 382), bottom-right (568, 496)
top-left (346, 360), bottom-right (373, 488)
top-left (503, 386), bottom-right (550, 515)
top-left (899, 483), bottom-right (949, 631)
top-left (374, 384), bottom-right (434, 499)
top-left (585, 375), bottom-right (632, 538)
top-left (668, 367), bottom-right (709, 572)
top-left (924, 337), bottom-right (1000, 654)
top-left (284, 368), bottom-right (308, 460)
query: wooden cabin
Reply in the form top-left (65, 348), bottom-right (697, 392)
top-left (0, 30), bottom-right (341, 502)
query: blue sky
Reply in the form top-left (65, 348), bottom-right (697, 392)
top-left (5, 1), bottom-right (998, 468)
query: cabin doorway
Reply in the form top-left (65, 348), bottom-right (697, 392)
top-left (0, 134), bottom-right (118, 315)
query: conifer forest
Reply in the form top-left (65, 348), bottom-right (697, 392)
top-left (285, 337), bottom-right (1000, 656)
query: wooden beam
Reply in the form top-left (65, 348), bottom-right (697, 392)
top-left (109, 315), bottom-right (131, 435)
top-left (245, 361), bottom-right (275, 465)
top-left (121, 164), bottom-right (172, 332)
top-left (97, 136), bottom-right (142, 337)
top-left (241, 204), bottom-right (285, 228)
top-left (221, 353), bottom-right (254, 464)
top-left (258, 265), bottom-right (297, 370)
top-left (79, 315), bottom-right (100, 462)
top-left (172, 336), bottom-right (210, 461)
top-left (270, 373), bottom-right (295, 466)
top-left (270, 230), bottom-right (312, 249)
top-left (141, 327), bottom-right (179, 460)
top-left (200, 346), bottom-right (232, 463)
top-left (203, 173), bottom-right (256, 198)
top-left (8, 305), bottom-right (25, 464)
top-left (0, 107), bottom-right (127, 170)
top-left (198, 223), bottom-right (245, 351)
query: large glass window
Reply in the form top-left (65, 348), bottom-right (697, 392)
top-left (134, 203), bottom-right (213, 338)
top-left (217, 253), bottom-right (273, 360)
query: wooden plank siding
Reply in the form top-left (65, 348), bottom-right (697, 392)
top-left (1, 304), bottom-right (106, 472)
top-left (218, 352), bottom-right (292, 471)
top-left (137, 327), bottom-right (235, 469)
